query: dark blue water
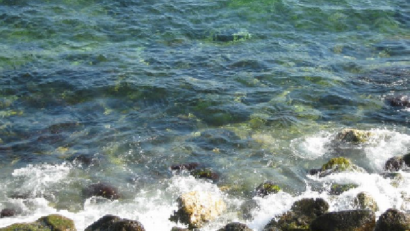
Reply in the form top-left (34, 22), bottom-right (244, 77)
top-left (0, 0), bottom-right (409, 229)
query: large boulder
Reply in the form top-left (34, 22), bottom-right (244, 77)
top-left (255, 181), bottom-right (281, 197)
top-left (310, 210), bottom-right (376, 231)
top-left (354, 192), bottom-right (378, 212)
top-left (263, 198), bottom-right (329, 231)
top-left (374, 208), bottom-right (410, 231)
top-left (0, 214), bottom-right (76, 231)
top-left (85, 214), bottom-right (145, 231)
top-left (217, 222), bottom-right (253, 231)
top-left (336, 129), bottom-right (372, 144)
top-left (169, 191), bottom-right (226, 228)
top-left (83, 182), bottom-right (120, 200)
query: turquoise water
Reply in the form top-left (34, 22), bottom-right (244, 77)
top-left (0, 0), bottom-right (409, 230)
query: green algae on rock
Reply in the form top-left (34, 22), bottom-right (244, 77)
top-left (0, 214), bottom-right (76, 231)
top-left (255, 181), bottom-right (281, 197)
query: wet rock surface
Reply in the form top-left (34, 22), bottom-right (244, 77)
top-left (255, 181), bottom-right (281, 197)
top-left (85, 214), bottom-right (146, 231)
top-left (217, 222), bottom-right (253, 231)
top-left (374, 208), bottom-right (410, 231)
top-left (310, 210), bottom-right (376, 231)
top-left (354, 192), bottom-right (379, 212)
top-left (83, 182), bottom-right (120, 200)
top-left (335, 128), bottom-right (372, 144)
top-left (169, 191), bottom-right (226, 228)
top-left (263, 198), bottom-right (329, 231)
top-left (0, 208), bottom-right (15, 218)
top-left (330, 183), bottom-right (358, 195)
top-left (0, 214), bottom-right (76, 231)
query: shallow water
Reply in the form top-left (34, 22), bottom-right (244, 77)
top-left (0, 0), bottom-right (409, 230)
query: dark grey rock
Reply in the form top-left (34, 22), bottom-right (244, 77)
top-left (375, 208), bottom-right (410, 231)
top-left (310, 210), bottom-right (376, 231)
top-left (85, 214), bottom-right (145, 231)
top-left (217, 222), bottom-right (252, 231)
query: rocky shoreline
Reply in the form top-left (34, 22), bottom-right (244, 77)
top-left (1, 128), bottom-right (409, 231)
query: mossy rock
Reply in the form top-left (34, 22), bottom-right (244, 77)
top-left (263, 198), bottom-right (329, 231)
top-left (85, 214), bottom-right (145, 231)
top-left (354, 192), bottom-right (378, 212)
top-left (38, 215), bottom-right (76, 231)
top-left (255, 181), bottom-right (281, 197)
top-left (375, 208), bottom-right (410, 231)
top-left (311, 210), bottom-right (376, 231)
top-left (336, 129), bottom-right (372, 144)
top-left (217, 222), bottom-right (253, 231)
top-left (321, 157), bottom-right (352, 171)
top-left (330, 183), bottom-right (358, 195)
top-left (0, 214), bottom-right (76, 231)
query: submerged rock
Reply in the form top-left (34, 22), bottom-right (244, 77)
top-left (354, 192), bottom-right (379, 212)
top-left (0, 208), bottom-right (15, 218)
top-left (330, 183), bottom-right (358, 195)
top-left (85, 214), bottom-right (145, 231)
top-left (240, 199), bottom-right (259, 220)
top-left (212, 29), bottom-right (251, 42)
top-left (374, 208), bottom-right (410, 231)
top-left (255, 181), bottom-right (281, 197)
top-left (169, 191), bottom-right (226, 228)
top-left (217, 222), bottom-right (252, 231)
top-left (0, 214), bottom-right (76, 231)
top-left (83, 182), bottom-right (120, 200)
top-left (310, 210), bottom-right (376, 231)
top-left (263, 198), bottom-right (329, 231)
top-left (336, 128), bottom-right (372, 144)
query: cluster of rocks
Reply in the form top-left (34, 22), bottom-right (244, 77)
top-left (1, 128), bottom-right (409, 230)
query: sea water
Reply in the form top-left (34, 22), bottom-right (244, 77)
top-left (0, 0), bottom-right (409, 230)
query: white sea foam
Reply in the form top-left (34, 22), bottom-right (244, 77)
top-left (290, 131), bottom-right (333, 159)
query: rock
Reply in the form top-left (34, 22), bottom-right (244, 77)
top-left (336, 128), bottom-right (372, 144)
top-left (170, 227), bottom-right (189, 231)
top-left (263, 198), bottom-right (329, 231)
top-left (170, 162), bottom-right (199, 171)
top-left (354, 192), bottom-right (378, 212)
top-left (386, 95), bottom-right (410, 108)
top-left (308, 168), bottom-right (321, 175)
top-left (212, 29), bottom-right (251, 42)
top-left (319, 157), bottom-right (365, 177)
top-left (217, 222), bottom-right (253, 231)
top-left (0, 208), bottom-right (15, 218)
top-left (85, 214), bottom-right (145, 231)
top-left (255, 181), bottom-right (281, 197)
top-left (83, 182), bottom-right (120, 200)
top-left (190, 168), bottom-right (220, 182)
top-left (169, 191), bottom-right (226, 228)
top-left (310, 210), bottom-right (376, 231)
top-left (403, 153), bottom-right (410, 167)
top-left (240, 200), bottom-right (259, 220)
top-left (374, 208), bottom-right (410, 231)
top-left (0, 214), bottom-right (76, 231)
top-left (330, 183), bottom-right (358, 195)
top-left (385, 156), bottom-right (405, 171)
